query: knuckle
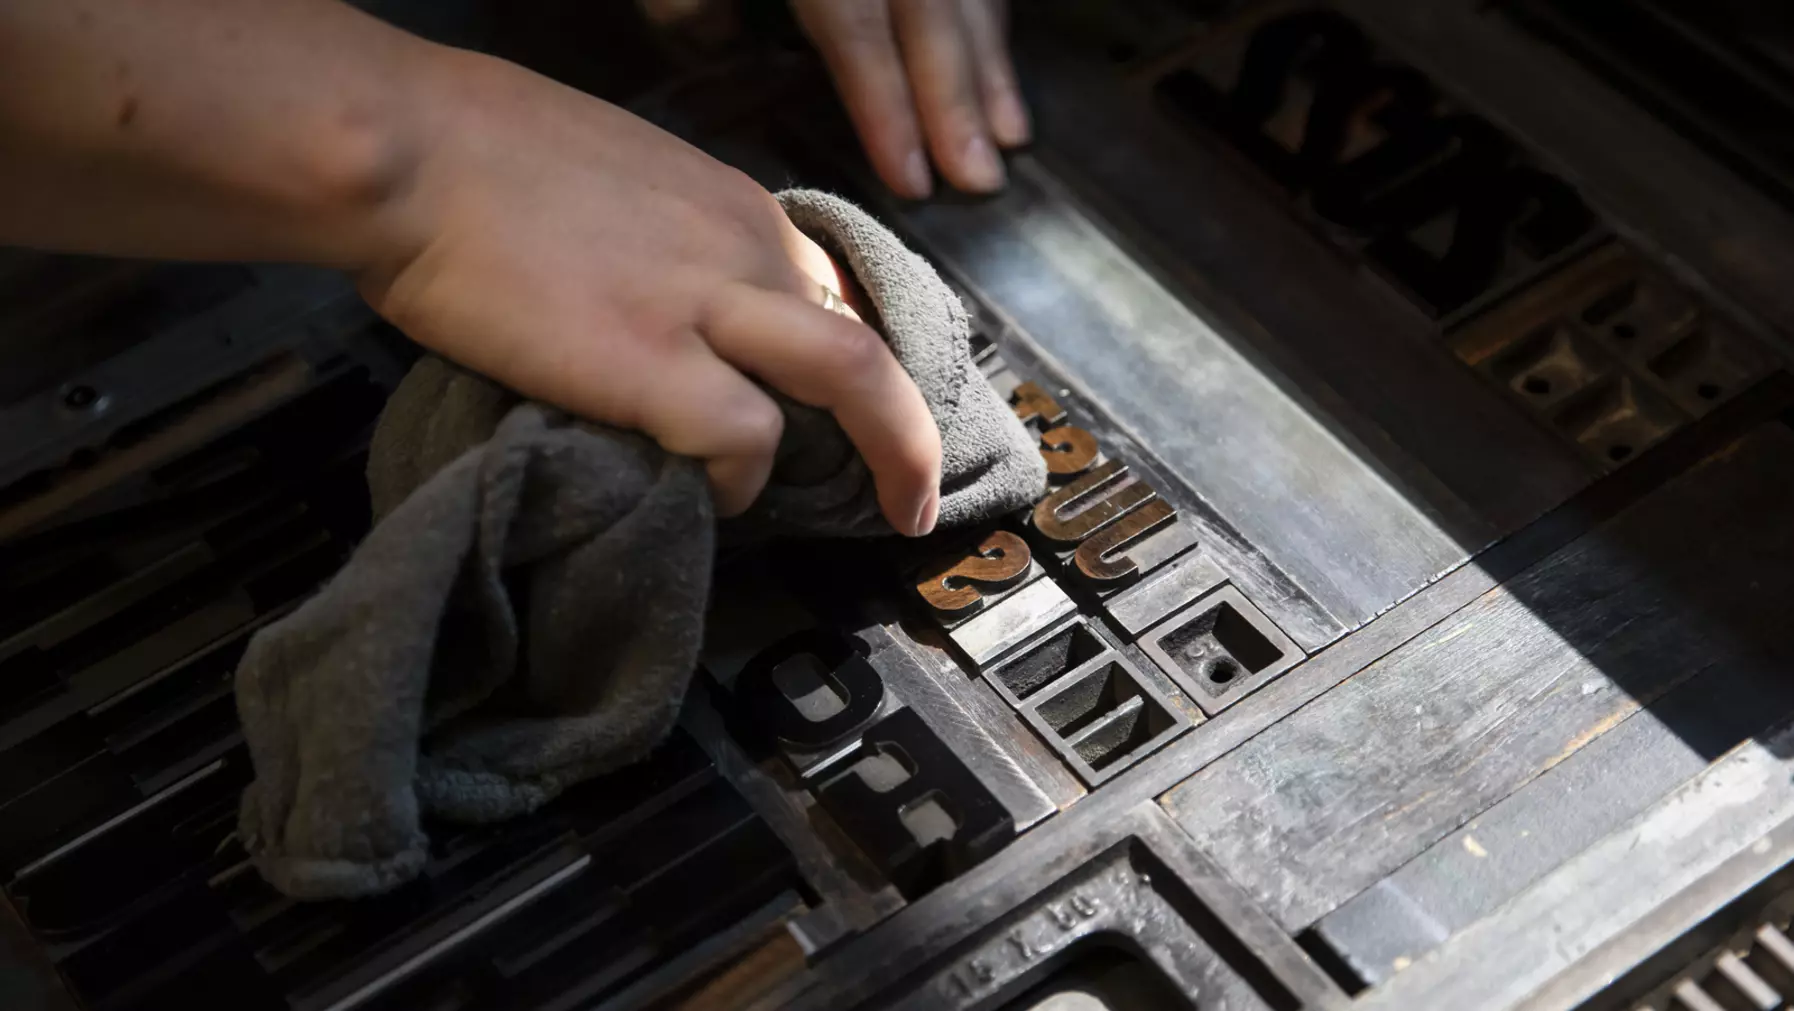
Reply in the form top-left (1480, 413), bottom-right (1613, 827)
top-left (737, 394), bottom-right (786, 454)
top-left (895, 0), bottom-right (961, 35)
top-left (717, 168), bottom-right (779, 224)
top-left (841, 12), bottom-right (893, 46)
top-left (607, 365), bottom-right (658, 434)
top-left (898, 407), bottom-right (945, 476)
top-left (818, 320), bottom-right (887, 380)
top-left (941, 98), bottom-right (988, 137)
top-left (621, 342), bottom-right (694, 433)
top-left (979, 52), bottom-right (1017, 91)
top-left (894, 419), bottom-right (940, 475)
top-left (711, 172), bottom-right (790, 259)
top-left (807, 2), bottom-right (889, 45)
top-left (773, 260), bottom-right (812, 300)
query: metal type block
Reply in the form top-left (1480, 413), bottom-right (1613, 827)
top-left (883, 834), bottom-right (1321, 1011)
top-left (983, 619), bottom-right (1111, 704)
top-left (1031, 460), bottom-right (1155, 546)
top-left (951, 578), bottom-right (1077, 668)
top-left (1102, 549), bottom-right (1231, 639)
top-left (1139, 586), bottom-right (1301, 716)
top-left (1452, 244), bottom-right (1773, 468)
top-left (1155, 3), bottom-right (1601, 321)
top-left (729, 628), bottom-right (894, 780)
top-left (1070, 506), bottom-right (1197, 591)
top-left (815, 708), bottom-right (1016, 901)
top-left (866, 627), bottom-right (1074, 830)
top-left (1015, 653), bottom-right (1187, 786)
top-left (913, 530), bottom-right (1045, 630)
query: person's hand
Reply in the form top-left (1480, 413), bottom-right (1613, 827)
top-left (791, 0), bottom-right (1029, 198)
top-left (363, 49), bottom-right (942, 532)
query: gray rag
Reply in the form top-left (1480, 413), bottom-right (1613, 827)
top-left (234, 189), bottom-right (1047, 899)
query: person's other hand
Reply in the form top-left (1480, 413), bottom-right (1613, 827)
top-left (791, 0), bottom-right (1029, 197)
top-left (364, 49), bottom-right (942, 532)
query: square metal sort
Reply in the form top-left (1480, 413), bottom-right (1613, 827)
top-left (1058, 516), bottom-right (1200, 601)
top-left (983, 618), bottom-right (1110, 704)
top-left (1139, 585), bottom-right (1300, 717)
top-left (949, 577), bottom-right (1077, 668)
top-left (1102, 548), bottom-right (1230, 638)
top-left (1014, 651), bottom-right (1188, 787)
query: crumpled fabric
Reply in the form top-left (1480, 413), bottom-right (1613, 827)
top-left (234, 189), bottom-right (1047, 898)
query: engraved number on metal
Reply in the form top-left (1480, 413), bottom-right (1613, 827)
top-left (916, 530), bottom-right (1032, 615)
top-left (1073, 498), bottom-right (1178, 585)
top-left (1032, 459), bottom-right (1156, 545)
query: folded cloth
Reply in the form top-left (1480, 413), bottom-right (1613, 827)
top-left (235, 189), bottom-right (1048, 899)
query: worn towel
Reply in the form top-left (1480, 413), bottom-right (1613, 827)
top-left (235, 190), bottom-right (1047, 899)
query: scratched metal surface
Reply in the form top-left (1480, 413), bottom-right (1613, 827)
top-left (1010, 16), bottom-right (1599, 545)
top-left (1362, 728), bottom-right (1794, 1011)
top-left (674, 4), bottom-right (1794, 1007)
top-left (892, 162), bottom-right (1469, 634)
top-left (605, 6), bottom-right (1794, 1007)
top-left (1312, 619), bottom-right (1794, 986)
top-left (10, 2), bottom-right (1794, 1009)
top-left (1337, 0), bottom-right (1794, 353)
top-left (1163, 421), bottom-right (1794, 932)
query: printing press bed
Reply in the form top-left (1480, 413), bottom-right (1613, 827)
top-left (5, 2), bottom-right (1794, 1008)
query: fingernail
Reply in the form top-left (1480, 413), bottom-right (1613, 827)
top-left (911, 488), bottom-right (940, 537)
top-left (903, 149), bottom-right (933, 198)
top-left (960, 135), bottom-right (1006, 192)
top-left (990, 94), bottom-right (1033, 148)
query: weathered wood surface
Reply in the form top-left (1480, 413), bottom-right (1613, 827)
top-left (1358, 726), bottom-right (1794, 1011)
top-left (1163, 422), bottom-right (1794, 930)
top-left (1315, 637), bottom-right (1794, 984)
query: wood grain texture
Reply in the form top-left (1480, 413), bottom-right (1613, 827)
top-left (1163, 422), bottom-right (1794, 931)
top-left (1315, 636), bottom-right (1794, 985)
top-left (1359, 727), bottom-right (1794, 1011)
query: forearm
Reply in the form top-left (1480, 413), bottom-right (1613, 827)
top-left (0, 0), bottom-right (441, 270)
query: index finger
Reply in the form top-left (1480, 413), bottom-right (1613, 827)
top-left (702, 280), bottom-right (942, 536)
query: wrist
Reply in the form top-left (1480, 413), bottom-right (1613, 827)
top-left (342, 44), bottom-right (524, 287)
top-left (290, 35), bottom-right (451, 276)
